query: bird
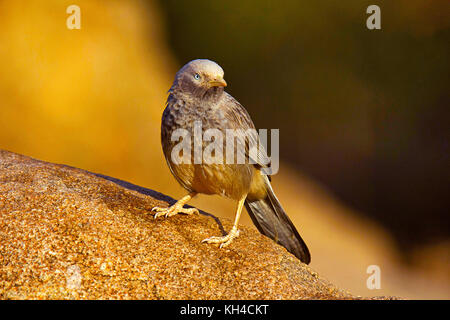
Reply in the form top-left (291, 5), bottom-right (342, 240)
top-left (151, 59), bottom-right (311, 264)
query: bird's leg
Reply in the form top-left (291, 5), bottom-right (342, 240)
top-left (202, 195), bottom-right (246, 248)
top-left (151, 192), bottom-right (199, 219)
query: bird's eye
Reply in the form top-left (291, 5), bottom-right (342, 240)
top-left (194, 73), bottom-right (201, 80)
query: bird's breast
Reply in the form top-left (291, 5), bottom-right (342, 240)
top-left (161, 96), bottom-right (253, 199)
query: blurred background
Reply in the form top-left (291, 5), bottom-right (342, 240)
top-left (0, 0), bottom-right (448, 298)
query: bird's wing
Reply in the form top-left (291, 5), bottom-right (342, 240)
top-left (221, 93), bottom-right (271, 169)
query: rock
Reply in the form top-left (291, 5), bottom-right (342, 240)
top-left (0, 149), bottom-right (358, 299)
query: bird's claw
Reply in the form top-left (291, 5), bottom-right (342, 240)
top-left (202, 228), bottom-right (240, 248)
top-left (151, 205), bottom-right (199, 219)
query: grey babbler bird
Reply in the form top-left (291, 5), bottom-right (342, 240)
top-left (152, 59), bottom-right (310, 264)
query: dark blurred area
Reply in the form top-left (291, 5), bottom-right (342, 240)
top-left (156, 0), bottom-right (450, 258)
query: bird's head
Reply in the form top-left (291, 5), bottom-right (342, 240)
top-left (170, 59), bottom-right (227, 99)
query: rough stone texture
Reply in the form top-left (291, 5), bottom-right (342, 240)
top-left (0, 150), bottom-right (360, 299)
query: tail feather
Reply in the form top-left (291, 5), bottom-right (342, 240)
top-left (245, 178), bottom-right (311, 264)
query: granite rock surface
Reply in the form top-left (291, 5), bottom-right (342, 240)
top-left (0, 150), bottom-right (360, 299)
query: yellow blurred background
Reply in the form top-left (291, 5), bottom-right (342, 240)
top-left (0, 0), bottom-right (448, 299)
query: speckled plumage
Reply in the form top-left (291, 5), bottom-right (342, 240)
top-left (157, 59), bottom-right (310, 263)
top-left (162, 91), bottom-right (257, 199)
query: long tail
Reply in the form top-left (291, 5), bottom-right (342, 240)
top-left (245, 177), bottom-right (311, 264)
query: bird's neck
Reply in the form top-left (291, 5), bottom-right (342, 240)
top-left (170, 87), bottom-right (225, 105)
top-left (201, 86), bottom-right (225, 102)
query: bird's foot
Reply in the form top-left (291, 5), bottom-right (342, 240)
top-left (202, 227), bottom-right (240, 248)
top-left (151, 203), bottom-right (199, 219)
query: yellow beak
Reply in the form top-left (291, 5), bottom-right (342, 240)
top-left (208, 78), bottom-right (227, 87)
